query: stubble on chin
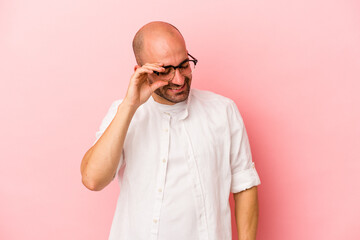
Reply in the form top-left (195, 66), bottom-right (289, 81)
top-left (155, 77), bottom-right (191, 104)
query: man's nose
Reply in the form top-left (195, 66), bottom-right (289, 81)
top-left (171, 69), bottom-right (185, 85)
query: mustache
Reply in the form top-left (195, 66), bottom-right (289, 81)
top-left (165, 77), bottom-right (190, 88)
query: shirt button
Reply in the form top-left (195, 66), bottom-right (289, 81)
top-left (162, 158), bottom-right (166, 163)
top-left (153, 219), bottom-right (158, 223)
top-left (158, 188), bottom-right (162, 192)
top-left (164, 128), bottom-right (168, 132)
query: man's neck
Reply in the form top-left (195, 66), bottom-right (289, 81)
top-left (151, 93), bottom-right (176, 105)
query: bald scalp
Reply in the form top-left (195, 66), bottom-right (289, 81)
top-left (132, 21), bottom-right (184, 65)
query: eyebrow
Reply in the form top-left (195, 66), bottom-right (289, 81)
top-left (163, 58), bottom-right (189, 69)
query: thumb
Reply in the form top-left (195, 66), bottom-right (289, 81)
top-left (149, 81), bottom-right (169, 92)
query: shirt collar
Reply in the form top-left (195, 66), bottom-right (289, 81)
top-left (148, 89), bottom-right (192, 120)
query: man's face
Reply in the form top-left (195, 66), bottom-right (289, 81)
top-left (151, 60), bottom-right (192, 105)
top-left (142, 33), bottom-right (192, 105)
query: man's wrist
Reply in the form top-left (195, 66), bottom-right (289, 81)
top-left (120, 98), bottom-right (140, 113)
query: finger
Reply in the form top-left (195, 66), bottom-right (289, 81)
top-left (143, 62), bottom-right (164, 67)
top-left (129, 70), bottom-right (151, 87)
top-left (136, 66), bottom-right (154, 73)
top-left (131, 64), bottom-right (165, 85)
top-left (149, 80), bottom-right (169, 92)
top-left (132, 68), bottom-right (153, 80)
top-left (134, 65), bottom-right (165, 78)
top-left (141, 65), bottom-right (165, 73)
top-left (141, 62), bottom-right (166, 71)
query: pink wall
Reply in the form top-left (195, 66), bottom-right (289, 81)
top-left (1, 0), bottom-right (359, 239)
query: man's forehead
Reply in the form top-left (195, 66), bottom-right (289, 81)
top-left (142, 35), bottom-right (187, 65)
top-left (144, 49), bottom-right (187, 66)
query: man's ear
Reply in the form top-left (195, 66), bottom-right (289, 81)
top-left (134, 65), bottom-right (140, 72)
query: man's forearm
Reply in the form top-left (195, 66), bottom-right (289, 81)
top-left (234, 186), bottom-right (259, 240)
top-left (80, 100), bottom-right (137, 191)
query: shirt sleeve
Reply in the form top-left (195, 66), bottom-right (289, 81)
top-left (92, 99), bottom-right (124, 180)
top-left (228, 101), bottom-right (261, 193)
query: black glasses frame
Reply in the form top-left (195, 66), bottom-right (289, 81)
top-left (153, 53), bottom-right (198, 76)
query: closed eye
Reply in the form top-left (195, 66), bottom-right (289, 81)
top-left (154, 68), bottom-right (172, 76)
top-left (180, 63), bottom-right (189, 69)
top-left (160, 68), bottom-right (172, 75)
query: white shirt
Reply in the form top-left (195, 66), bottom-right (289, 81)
top-left (154, 100), bottom-right (198, 240)
top-left (93, 89), bottom-right (261, 240)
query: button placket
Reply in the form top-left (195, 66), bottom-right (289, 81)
top-left (150, 114), bottom-right (171, 237)
top-left (182, 121), bottom-right (210, 240)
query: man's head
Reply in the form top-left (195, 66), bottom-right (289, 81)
top-left (132, 21), bottom-right (192, 105)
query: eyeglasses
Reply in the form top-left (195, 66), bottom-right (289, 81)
top-left (150, 53), bottom-right (198, 82)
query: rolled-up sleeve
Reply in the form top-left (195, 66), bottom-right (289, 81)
top-left (228, 101), bottom-right (261, 193)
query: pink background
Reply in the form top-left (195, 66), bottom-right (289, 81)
top-left (1, 0), bottom-right (359, 239)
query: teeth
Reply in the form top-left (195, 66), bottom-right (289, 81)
top-left (170, 85), bottom-right (183, 90)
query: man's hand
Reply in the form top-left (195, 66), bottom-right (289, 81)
top-left (81, 63), bottom-right (168, 191)
top-left (124, 63), bottom-right (168, 108)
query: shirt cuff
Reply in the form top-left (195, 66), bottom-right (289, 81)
top-left (231, 162), bottom-right (261, 193)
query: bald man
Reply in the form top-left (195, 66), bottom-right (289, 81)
top-left (81, 21), bottom-right (261, 240)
